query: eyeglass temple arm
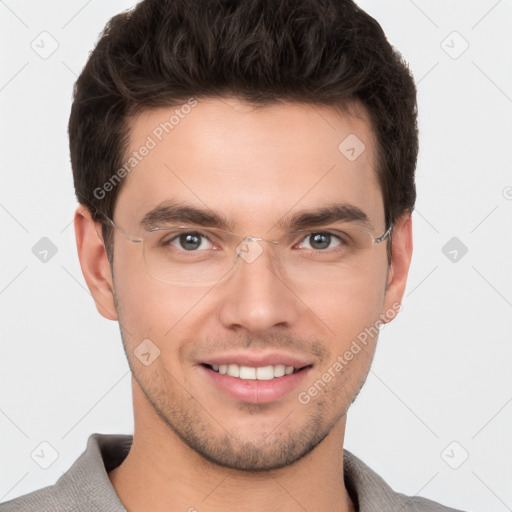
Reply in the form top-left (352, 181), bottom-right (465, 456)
top-left (373, 225), bottom-right (393, 244)
top-left (101, 215), bottom-right (143, 244)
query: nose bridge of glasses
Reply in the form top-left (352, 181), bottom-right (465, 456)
top-left (241, 236), bottom-right (279, 245)
top-left (234, 234), bottom-right (280, 266)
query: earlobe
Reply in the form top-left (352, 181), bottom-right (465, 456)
top-left (381, 212), bottom-right (413, 324)
top-left (74, 206), bottom-right (118, 321)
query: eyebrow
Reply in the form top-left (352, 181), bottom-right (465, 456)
top-left (140, 201), bottom-right (373, 232)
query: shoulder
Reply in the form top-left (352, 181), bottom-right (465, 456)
top-left (343, 449), bottom-right (468, 512)
top-left (0, 483), bottom-right (71, 512)
top-left (0, 433), bottom-right (130, 512)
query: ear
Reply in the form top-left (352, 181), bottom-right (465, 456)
top-left (381, 212), bottom-right (413, 324)
top-left (74, 205), bottom-right (118, 321)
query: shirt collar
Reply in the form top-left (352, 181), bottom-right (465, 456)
top-left (56, 432), bottom-right (408, 512)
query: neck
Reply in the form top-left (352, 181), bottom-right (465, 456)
top-left (108, 378), bottom-right (356, 512)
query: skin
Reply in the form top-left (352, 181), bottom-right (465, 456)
top-left (75, 97), bottom-right (413, 512)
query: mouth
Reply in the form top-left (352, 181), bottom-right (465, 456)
top-left (202, 363), bottom-right (307, 380)
top-left (199, 360), bottom-right (313, 404)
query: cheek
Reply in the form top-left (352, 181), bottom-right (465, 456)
top-left (112, 245), bottom-right (172, 340)
top-left (113, 251), bottom-right (212, 350)
top-left (302, 285), bottom-right (384, 406)
top-left (296, 266), bottom-right (387, 343)
top-left (112, 240), bottom-right (388, 355)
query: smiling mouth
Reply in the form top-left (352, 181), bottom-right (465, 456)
top-left (202, 363), bottom-right (310, 380)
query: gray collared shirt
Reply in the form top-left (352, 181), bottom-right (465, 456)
top-left (0, 433), bottom-right (466, 511)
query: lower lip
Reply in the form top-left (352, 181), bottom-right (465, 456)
top-left (200, 365), bottom-right (311, 404)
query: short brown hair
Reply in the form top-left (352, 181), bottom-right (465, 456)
top-left (69, 0), bottom-right (418, 261)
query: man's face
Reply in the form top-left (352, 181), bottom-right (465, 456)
top-left (108, 97), bottom-right (398, 471)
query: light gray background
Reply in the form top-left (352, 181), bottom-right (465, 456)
top-left (1, 1), bottom-right (511, 510)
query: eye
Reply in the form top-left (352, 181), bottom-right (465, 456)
top-left (298, 232), bottom-right (344, 251)
top-left (166, 231), bottom-right (215, 251)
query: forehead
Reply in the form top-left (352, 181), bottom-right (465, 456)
top-left (114, 97), bottom-right (384, 233)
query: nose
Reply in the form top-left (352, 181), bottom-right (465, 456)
top-left (217, 238), bottom-right (302, 334)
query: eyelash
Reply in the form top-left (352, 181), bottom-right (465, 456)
top-left (163, 230), bottom-right (348, 252)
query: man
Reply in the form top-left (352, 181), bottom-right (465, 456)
top-left (1, 0), bottom-right (466, 511)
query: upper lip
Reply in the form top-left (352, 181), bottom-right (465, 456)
top-left (200, 352), bottom-right (312, 369)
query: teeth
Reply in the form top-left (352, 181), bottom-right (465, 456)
top-left (210, 363), bottom-right (300, 380)
top-left (239, 366), bottom-right (256, 379)
top-left (274, 365), bottom-right (286, 377)
top-left (228, 364), bottom-right (240, 378)
top-left (256, 366), bottom-right (274, 380)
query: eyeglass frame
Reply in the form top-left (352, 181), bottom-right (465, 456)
top-left (97, 213), bottom-right (394, 284)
